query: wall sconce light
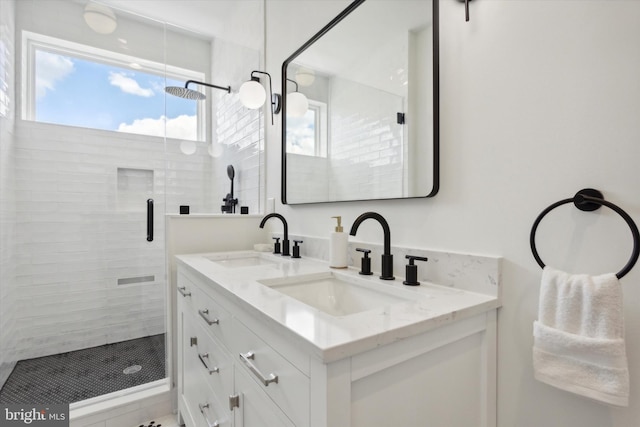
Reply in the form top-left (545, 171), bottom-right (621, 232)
top-left (84, 2), bottom-right (118, 35)
top-left (285, 79), bottom-right (309, 118)
top-left (165, 80), bottom-right (231, 100)
top-left (239, 71), bottom-right (281, 125)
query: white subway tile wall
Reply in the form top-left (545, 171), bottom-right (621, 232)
top-left (286, 77), bottom-right (405, 202)
top-left (10, 113), bottom-right (262, 362)
top-left (0, 0), bottom-right (17, 388)
top-left (214, 92), bottom-right (262, 214)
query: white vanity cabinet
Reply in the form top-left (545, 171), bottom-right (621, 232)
top-left (178, 271), bottom-right (296, 427)
top-left (177, 260), bottom-right (498, 427)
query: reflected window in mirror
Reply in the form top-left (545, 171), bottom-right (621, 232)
top-left (287, 99), bottom-right (327, 157)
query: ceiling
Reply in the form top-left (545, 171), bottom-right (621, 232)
top-left (100, 0), bottom-right (264, 49)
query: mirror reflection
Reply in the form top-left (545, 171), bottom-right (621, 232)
top-left (282, 0), bottom-right (438, 204)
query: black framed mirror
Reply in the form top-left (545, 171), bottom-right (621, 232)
top-left (281, 0), bottom-right (439, 204)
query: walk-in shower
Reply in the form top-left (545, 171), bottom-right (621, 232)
top-left (0, 0), bottom-right (265, 417)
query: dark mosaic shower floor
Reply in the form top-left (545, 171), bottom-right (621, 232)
top-left (0, 334), bottom-right (166, 404)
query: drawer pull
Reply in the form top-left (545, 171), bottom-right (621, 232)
top-left (198, 309), bottom-right (219, 325)
top-left (198, 403), bottom-right (220, 427)
top-left (239, 351), bottom-right (279, 387)
top-left (198, 352), bottom-right (219, 375)
top-left (178, 286), bottom-right (191, 297)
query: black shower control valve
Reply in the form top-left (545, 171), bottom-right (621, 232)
top-left (356, 248), bottom-right (373, 275)
top-left (403, 255), bottom-right (428, 286)
top-left (292, 240), bottom-right (303, 259)
top-left (272, 237), bottom-right (281, 254)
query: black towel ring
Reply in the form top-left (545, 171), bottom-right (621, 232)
top-left (530, 188), bottom-right (640, 279)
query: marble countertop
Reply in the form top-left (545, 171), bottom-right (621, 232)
top-left (176, 250), bottom-right (500, 362)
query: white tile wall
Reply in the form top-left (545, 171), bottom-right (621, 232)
top-left (0, 0), bottom-right (17, 389)
top-left (287, 76), bottom-right (406, 202)
top-left (10, 116), bottom-right (258, 361)
top-left (329, 78), bottom-right (405, 200)
top-left (213, 92), bottom-right (262, 214)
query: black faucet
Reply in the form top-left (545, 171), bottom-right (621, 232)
top-left (259, 213), bottom-right (290, 256)
top-left (349, 212), bottom-right (394, 280)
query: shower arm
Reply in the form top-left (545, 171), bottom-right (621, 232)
top-left (185, 80), bottom-right (231, 94)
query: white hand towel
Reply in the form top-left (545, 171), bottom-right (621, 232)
top-left (533, 266), bottom-right (629, 406)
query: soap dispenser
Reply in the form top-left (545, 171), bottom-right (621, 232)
top-left (329, 216), bottom-right (348, 268)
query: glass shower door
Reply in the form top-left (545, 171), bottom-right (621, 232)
top-left (0, 0), bottom-right (175, 405)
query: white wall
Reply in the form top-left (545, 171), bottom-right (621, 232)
top-left (266, 1), bottom-right (640, 425)
top-left (0, 0), bottom-right (17, 388)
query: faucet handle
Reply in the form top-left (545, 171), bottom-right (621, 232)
top-left (403, 255), bottom-right (428, 286)
top-left (356, 248), bottom-right (373, 275)
top-left (292, 240), bottom-right (303, 259)
top-left (272, 237), bottom-right (281, 254)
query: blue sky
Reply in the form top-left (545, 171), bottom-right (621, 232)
top-left (35, 50), bottom-right (199, 140)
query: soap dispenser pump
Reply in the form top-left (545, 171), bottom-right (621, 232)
top-left (329, 216), bottom-right (348, 268)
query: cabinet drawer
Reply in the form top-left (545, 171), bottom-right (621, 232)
top-left (232, 318), bottom-right (309, 426)
top-left (179, 272), bottom-right (233, 350)
top-left (194, 286), bottom-right (233, 350)
top-left (182, 313), bottom-right (232, 427)
top-left (177, 272), bottom-right (196, 309)
top-left (189, 312), bottom-right (234, 401)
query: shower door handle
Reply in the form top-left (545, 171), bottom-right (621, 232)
top-left (146, 199), bottom-right (154, 242)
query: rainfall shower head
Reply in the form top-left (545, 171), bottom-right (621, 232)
top-left (165, 85), bottom-right (205, 100)
top-left (165, 80), bottom-right (231, 101)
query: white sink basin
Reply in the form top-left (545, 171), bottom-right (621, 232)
top-left (204, 252), bottom-right (288, 268)
top-left (258, 271), bottom-right (414, 317)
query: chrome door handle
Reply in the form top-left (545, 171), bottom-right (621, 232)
top-left (198, 309), bottom-right (219, 325)
top-left (239, 351), bottom-right (278, 387)
top-left (198, 403), bottom-right (220, 427)
top-left (198, 352), bottom-right (219, 375)
top-left (178, 286), bottom-right (191, 297)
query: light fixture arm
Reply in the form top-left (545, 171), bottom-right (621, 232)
top-left (285, 78), bottom-right (299, 92)
top-left (185, 79), bottom-right (231, 94)
top-left (250, 70), bottom-right (281, 125)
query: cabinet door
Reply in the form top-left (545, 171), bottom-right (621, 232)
top-left (235, 366), bottom-right (296, 427)
top-left (178, 300), bottom-right (198, 427)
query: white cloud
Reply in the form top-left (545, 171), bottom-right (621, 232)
top-left (108, 72), bottom-right (154, 97)
top-left (117, 114), bottom-right (197, 140)
top-left (36, 52), bottom-right (75, 99)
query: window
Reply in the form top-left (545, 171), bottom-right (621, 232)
top-left (23, 32), bottom-right (205, 140)
top-left (286, 99), bottom-right (327, 157)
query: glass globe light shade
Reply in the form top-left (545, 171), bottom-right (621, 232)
top-left (208, 142), bottom-right (224, 158)
top-left (180, 140), bottom-right (197, 155)
top-left (239, 80), bottom-right (266, 109)
top-left (286, 92), bottom-right (309, 117)
top-left (295, 68), bottom-right (315, 86)
top-left (84, 3), bottom-right (118, 35)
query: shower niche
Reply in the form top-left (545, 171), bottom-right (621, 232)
top-left (117, 168), bottom-right (154, 212)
